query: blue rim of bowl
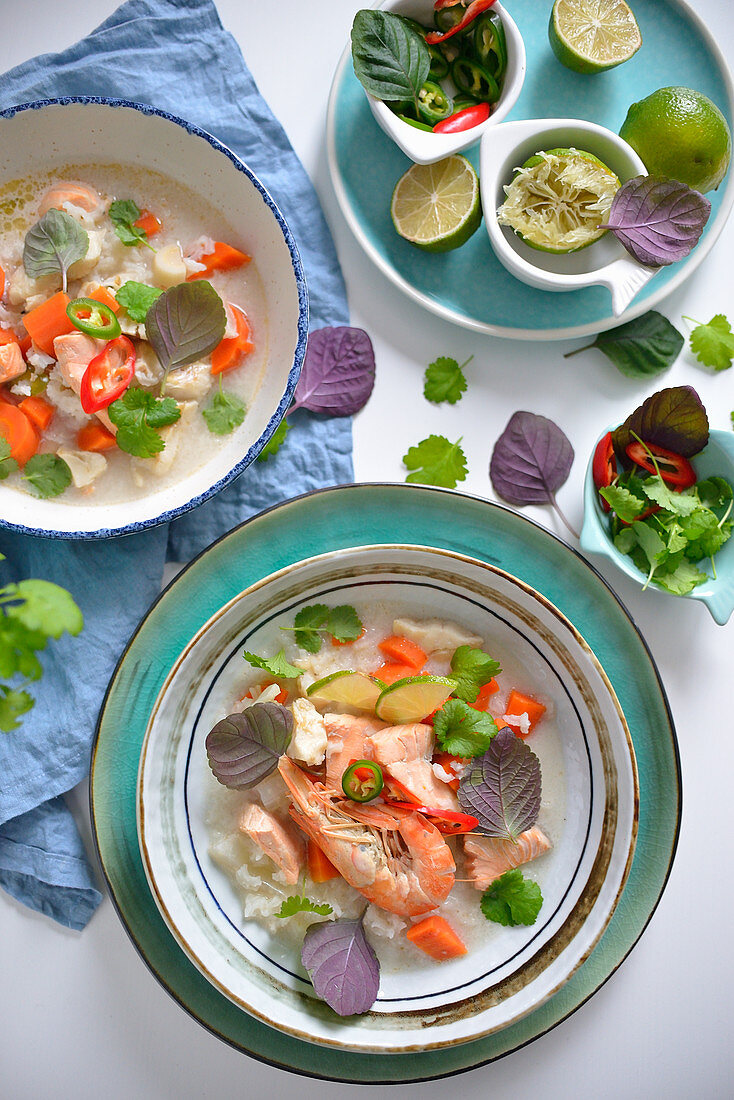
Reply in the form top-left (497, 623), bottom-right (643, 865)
top-left (0, 96), bottom-right (309, 541)
top-left (89, 483), bottom-right (682, 1082)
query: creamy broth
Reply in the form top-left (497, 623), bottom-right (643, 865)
top-left (0, 163), bottom-right (268, 505)
top-left (205, 603), bottom-right (567, 975)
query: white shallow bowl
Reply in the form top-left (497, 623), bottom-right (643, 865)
top-left (0, 98), bottom-right (308, 540)
top-left (481, 118), bottom-right (655, 315)
top-left (137, 544), bottom-right (638, 1053)
top-left (365, 0), bottom-right (525, 164)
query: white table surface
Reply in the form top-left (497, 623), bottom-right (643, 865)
top-left (2, 1), bottom-right (733, 1097)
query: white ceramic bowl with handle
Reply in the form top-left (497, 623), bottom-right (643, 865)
top-left (363, 0), bottom-right (526, 165)
top-left (0, 97), bottom-right (308, 540)
top-left (480, 117), bottom-right (655, 315)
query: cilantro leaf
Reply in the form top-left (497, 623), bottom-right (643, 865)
top-left (6, 579), bottom-right (84, 638)
top-left (599, 483), bottom-right (646, 523)
top-left (0, 686), bottom-right (34, 733)
top-left (277, 894), bottom-right (333, 918)
top-left (293, 604), bottom-right (330, 653)
top-left (243, 648), bottom-right (303, 679)
top-left (642, 478), bottom-right (699, 516)
top-left (449, 645), bottom-right (501, 703)
top-left (257, 418), bottom-right (289, 462)
top-left (423, 355), bottom-right (470, 405)
top-left (326, 605), bottom-right (363, 643)
top-left (653, 558), bottom-right (708, 595)
top-left (688, 314), bottom-right (734, 371)
top-left (22, 454), bottom-right (71, 498)
top-left (480, 869), bottom-right (543, 927)
top-left (433, 699), bottom-right (498, 758)
top-left (108, 199), bottom-right (151, 249)
top-left (202, 390), bottom-right (245, 435)
top-left (108, 387), bottom-right (181, 457)
top-left (403, 434), bottom-right (468, 489)
top-left (0, 437), bottom-right (18, 480)
top-left (115, 280), bottom-right (162, 323)
top-left (696, 477), bottom-right (733, 510)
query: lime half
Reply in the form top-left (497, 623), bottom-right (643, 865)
top-left (496, 147), bottom-right (620, 253)
top-left (390, 155), bottom-right (482, 252)
top-left (307, 670), bottom-right (385, 711)
top-left (549, 0), bottom-right (642, 74)
top-left (375, 675), bottom-right (456, 724)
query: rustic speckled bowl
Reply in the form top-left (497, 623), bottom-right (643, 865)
top-left (137, 543), bottom-right (638, 1052)
top-left (0, 98), bottom-right (307, 539)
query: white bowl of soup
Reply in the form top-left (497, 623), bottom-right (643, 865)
top-left (0, 98), bottom-right (308, 539)
top-left (137, 543), bottom-right (638, 1051)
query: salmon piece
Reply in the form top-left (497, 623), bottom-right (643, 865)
top-left (239, 803), bottom-right (304, 886)
top-left (366, 723), bottom-right (459, 811)
top-left (52, 332), bottom-right (116, 433)
top-left (0, 342), bottom-right (25, 385)
top-left (38, 181), bottom-right (103, 218)
top-left (324, 713), bottom-right (385, 790)
top-left (464, 826), bottom-right (552, 890)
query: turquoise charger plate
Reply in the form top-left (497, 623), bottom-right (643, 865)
top-left (326, 0), bottom-right (734, 339)
top-left (90, 484), bottom-right (681, 1082)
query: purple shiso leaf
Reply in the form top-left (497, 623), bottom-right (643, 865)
top-left (458, 727), bottom-right (542, 840)
top-left (603, 175), bottom-right (711, 267)
top-left (611, 384), bottom-right (709, 461)
top-left (490, 411), bottom-right (574, 506)
top-left (205, 702), bottom-right (293, 789)
top-left (146, 280), bottom-right (226, 372)
top-left (301, 915), bottom-right (380, 1016)
top-left (290, 326), bottom-right (376, 416)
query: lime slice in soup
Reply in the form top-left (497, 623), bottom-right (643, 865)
top-left (375, 675), bottom-right (456, 723)
top-left (307, 670), bottom-right (385, 712)
top-left (496, 147), bottom-right (620, 253)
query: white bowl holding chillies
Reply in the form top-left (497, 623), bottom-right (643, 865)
top-left (366, 0), bottom-right (526, 165)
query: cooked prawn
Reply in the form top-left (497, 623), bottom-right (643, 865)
top-left (464, 827), bottom-right (552, 890)
top-left (38, 181), bottom-right (103, 218)
top-left (278, 756), bottom-right (455, 917)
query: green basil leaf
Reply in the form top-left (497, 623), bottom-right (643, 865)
top-left (566, 311), bottom-right (683, 378)
top-left (351, 9), bottom-right (430, 106)
top-left (23, 209), bottom-right (89, 292)
top-left (146, 281), bottom-right (227, 375)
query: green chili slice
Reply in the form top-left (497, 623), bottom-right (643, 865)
top-left (417, 80), bottom-right (453, 124)
top-left (66, 297), bottom-right (121, 340)
top-left (451, 56), bottom-right (500, 103)
top-left (341, 760), bottom-right (384, 803)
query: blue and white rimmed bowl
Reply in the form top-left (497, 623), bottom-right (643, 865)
top-left (581, 428), bottom-right (734, 625)
top-left (0, 98), bottom-right (308, 540)
top-left (137, 543), bottom-right (638, 1053)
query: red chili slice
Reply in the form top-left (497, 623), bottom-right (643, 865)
top-left (433, 102), bottom-right (491, 134)
top-left (426, 0), bottom-right (496, 44)
top-left (624, 440), bottom-right (696, 489)
top-left (592, 431), bottom-right (616, 512)
top-left (80, 335), bottom-right (136, 414)
top-left (385, 800), bottom-right (479, 834)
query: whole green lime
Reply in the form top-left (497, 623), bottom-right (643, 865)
top-left (619, 86), bottom-right (732, 193)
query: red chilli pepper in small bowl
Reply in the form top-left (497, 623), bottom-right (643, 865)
top-left (433, 102), bottom-right (491, 134)
top-left (80, 335), bottom-right (136, 414)
top-left (624, 440), bottom-right (696, 489)
top-left (592, 431), bottom-right (616, 512)
top-left (426, 0), bottom-right (497, 45)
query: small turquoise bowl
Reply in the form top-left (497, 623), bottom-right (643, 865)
top-left (580, 428), bottom-right (734, 625)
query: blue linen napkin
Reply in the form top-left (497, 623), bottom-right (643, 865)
top-left (0, 0), bottom-right (351, 930)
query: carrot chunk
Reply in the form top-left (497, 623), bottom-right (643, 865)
top-left (187, 241), bottom-right (251, 280)
top-left (373, 662), bottom-right (424, 686)
top-left (87, 284), bottom-right (121, 314)
top-left (77, 423), bottom-right (118, 452)
top-left (377, 635), bottom-right (427, 669)
top-left (307, 839), bottom-right (340, 883)
top-left (23, 291), bottom-right (75, 356)
top-left (504, 690), bottom-right (546, 737)
top-left (18, 395), bottom-right (54, 432)
top-left (472, 679), bottom-right (499, 711)
top-left (406, 915), bottom-right (467, 960)
top-left (211, 306), bottom-right (253, 375)
top-left (0, 402), bottom-right (39, 465)
top-left (133, 210), bottom-right (162, 238)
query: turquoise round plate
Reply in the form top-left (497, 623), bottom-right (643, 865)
top-left (90, 484), bottom-right (680, 1082)
top-left (326, 0), bottom-right (734, 339)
